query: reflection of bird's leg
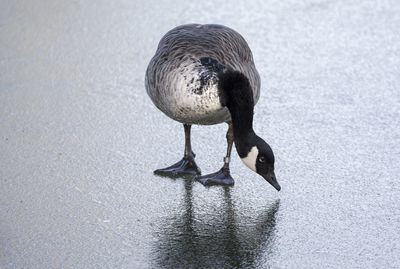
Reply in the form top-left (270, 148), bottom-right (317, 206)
top-left (196, 122), bottom-right (234, 185)
top-left (154, 124), bottom-right (201, 176)
top-left (223, 187), bottom-right (234, 219)
top-left (182, 179), bottom-right (195, 242)
top-left (183, 179), bottom-right (194, 222)
top-left (222, 187), bottom-right (242, 267)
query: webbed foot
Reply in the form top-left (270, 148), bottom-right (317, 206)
top-left (195, 167), bottom-right (234, 186)
top-left (154, 156), bottom-right (201, 177)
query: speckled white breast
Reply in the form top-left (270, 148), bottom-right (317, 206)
top-left (147, 57), bottom-right (231, 125)
top-left (167, 58), bottom-right (230, 124)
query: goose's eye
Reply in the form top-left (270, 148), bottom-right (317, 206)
top-left (258, 156), bottom-right (265, 163)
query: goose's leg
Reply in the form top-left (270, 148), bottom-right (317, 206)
top-left (196, 122), bottom-right (234, 186)
top-left (154, 124), bottom-right (201, 176)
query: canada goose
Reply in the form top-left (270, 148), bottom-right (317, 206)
top-left (145, 24), bottom-right (280, 191)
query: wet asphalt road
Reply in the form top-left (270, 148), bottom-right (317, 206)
top-left (1, 0), bottom-right (399, 268)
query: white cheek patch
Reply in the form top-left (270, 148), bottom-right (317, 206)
top-left (241, 146), bottom-right (258, 172)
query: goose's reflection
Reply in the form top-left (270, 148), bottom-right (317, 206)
top-left (154, 180), bottom-right (280, 268)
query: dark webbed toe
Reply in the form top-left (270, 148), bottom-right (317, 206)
top-left (195, 167), bottom-right (234, 186)
top-left (154, 156), bottom-right (201, 177)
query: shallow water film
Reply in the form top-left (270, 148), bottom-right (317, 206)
top-left (1, 0), bottom-right (399, 268)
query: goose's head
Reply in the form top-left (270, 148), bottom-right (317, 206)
top-left (240, 135), bottom-right (281, 191)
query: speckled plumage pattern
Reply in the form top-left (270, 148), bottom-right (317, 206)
top-left (145, 24), bottom-right (260, 125)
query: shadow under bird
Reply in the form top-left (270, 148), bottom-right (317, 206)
top-left (145, 24), bottom-right (280, 191)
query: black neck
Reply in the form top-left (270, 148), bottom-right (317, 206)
top-left (218, 70), bottom-right (256, 157)
top-left (228, 98), bottom-right (254, 138)
top-left (230, 107), bottom-right (256, 158)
